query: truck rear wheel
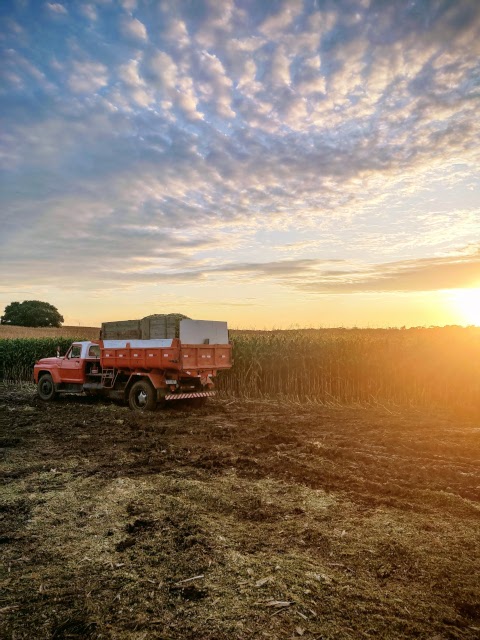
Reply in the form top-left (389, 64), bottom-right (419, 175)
top-left (37, 374), bottom-right (57, 401)
top-left (128, 380), bottom-right (157, 412)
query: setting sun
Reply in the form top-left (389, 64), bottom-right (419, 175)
top-left (451, 288), bottom-right (480, 326)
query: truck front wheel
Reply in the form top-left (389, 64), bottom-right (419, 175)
top-left (37, 374), bottom-right (58, 401)
top-left (128, 380), bottom-right (157, 412)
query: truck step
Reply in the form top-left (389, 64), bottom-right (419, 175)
top-left (101, 368), bottom-right (117, 388)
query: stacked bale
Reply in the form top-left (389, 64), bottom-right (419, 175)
top-left (101, 313), bottom-right (189, 339)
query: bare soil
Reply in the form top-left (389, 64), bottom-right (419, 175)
top-left (1, 386), bottom-right (479, 639)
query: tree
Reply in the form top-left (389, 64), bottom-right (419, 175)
top-left (1, 300), bottom-right (64, 327)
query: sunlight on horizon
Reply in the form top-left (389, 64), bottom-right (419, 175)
top-left (450, 288), bottom-right (480, 326)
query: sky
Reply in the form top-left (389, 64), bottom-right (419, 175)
top-left (1, 0), bottom-right (480, 329)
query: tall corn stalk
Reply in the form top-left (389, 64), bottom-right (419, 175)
top-left (0, 338), bottom-right (87, 382)
top-left (218, 327), bottom-right (480, 414)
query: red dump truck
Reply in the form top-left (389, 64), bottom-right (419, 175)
top-left (33, 320), bottom-right (232, 411)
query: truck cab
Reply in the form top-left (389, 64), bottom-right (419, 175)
top-left (35, 341), bottom-right (101, 399)
top-left (61, 342), bottom-right (101, 382)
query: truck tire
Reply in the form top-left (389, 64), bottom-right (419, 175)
top-left (129, 380), bottom-right (157, 412)
top-left (37, 374), bottom-right (58, 401)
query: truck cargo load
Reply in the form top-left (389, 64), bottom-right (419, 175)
top-left (100, 313), bottom-right (189, 340)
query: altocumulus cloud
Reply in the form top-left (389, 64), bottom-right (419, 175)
top-left (0, 0), bottom-right (479, 296)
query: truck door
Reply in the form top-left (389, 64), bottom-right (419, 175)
top-left (60, 344), bottom-right (84, 383)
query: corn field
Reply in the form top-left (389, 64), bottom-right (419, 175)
top-left (218, 327), bottom-right (480, 414)
top-left (2, 327), bottom-right (480, 414)
top-left (0, 338), bottom-right (88, 382)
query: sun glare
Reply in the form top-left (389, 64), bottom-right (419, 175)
top-left (451, 288), bottom-right (480, 326)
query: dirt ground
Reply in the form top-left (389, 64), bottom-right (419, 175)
top-left (1, 386), bottom-right (479, 640)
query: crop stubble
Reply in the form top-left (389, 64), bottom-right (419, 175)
top-left (1, 387), bottom-right (479, 639)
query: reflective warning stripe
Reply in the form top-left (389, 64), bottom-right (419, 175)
top-left (164, 391), bottom-right (215, 400)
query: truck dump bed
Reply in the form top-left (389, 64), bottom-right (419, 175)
top-left (100, 339), bottom-right (232, 371)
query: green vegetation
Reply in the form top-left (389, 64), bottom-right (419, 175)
top-left (0, 338), bottom-right (86, 381)
top-left (1, 300), bottom-right (64, 327)
top-left (2, 327), bottom-right (480, 415)
top-left (218, 327), bottom-right (480, 415)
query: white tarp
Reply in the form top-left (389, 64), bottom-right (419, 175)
top-left (179, 319), bottom-right (229, 345)
top-left (103, 339), bottom-right (173, 348)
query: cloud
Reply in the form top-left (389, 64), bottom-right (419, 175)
top-left (148, 50), bottom-right (202, 119)
top-left (194, 250), bottom-right (480, 295)
top-left (118, 58), bottom-right (142, 87)
top-left (68, 60), bottom-right (108, 93)
top-left (269, 45), bottom-right (291, 86)
top-left (259, 0), bottom-right (303, 36)
top-left (194, 0), bottom-right (235, 48)
top-left (118, 57), bottom-right (152, 107)
top-left (121, 0), bottom-right (137, 11)
top-left (164, 17), bottom-right (190, 49)
top-left (0, 183), bottom-right (235, 290)
top-left (296, 252), bottom-right (480, 294)
top-left (121, 16), bottom-right (147, 41)
top-left (295, 55), bottom-right (325, 94)
top-left (79, 4), bottom-right (97, 21)
top-left (149, 51), bottom-right (178, 90)
top-left (111, 250), bottom-right (480, 293)
top-left (197, 51), bottom-right (235, 118)
top-left (1, 0), bottom-right (480, 303)
top-left (46, 3), bottom-right (67, 15)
